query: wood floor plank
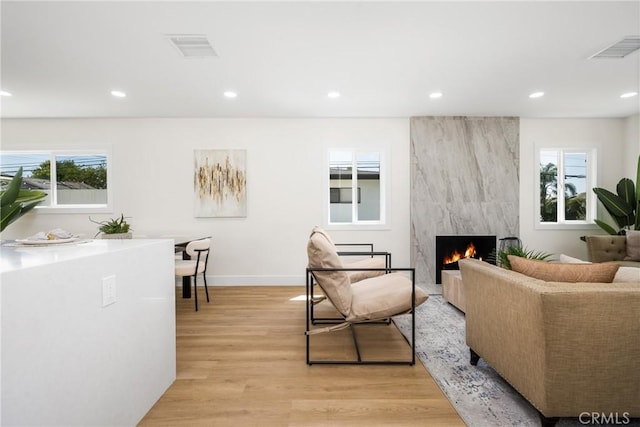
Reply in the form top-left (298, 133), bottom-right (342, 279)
top-left (139, 286), bottom-right (464, 426)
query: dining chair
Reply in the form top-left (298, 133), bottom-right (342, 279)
top-left (175, 238), bottom-right (211, 311)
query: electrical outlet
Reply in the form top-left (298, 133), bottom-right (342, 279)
top-left (102, 275), bottom-right (116, 307)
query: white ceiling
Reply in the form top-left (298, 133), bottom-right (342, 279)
top-left (1, 1), bottom-right (639, 119)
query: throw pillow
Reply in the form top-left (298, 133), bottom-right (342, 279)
top-left (559, 254), bottom-right (590, 264)
top-left (613, 266), bottom-right (640, 283)
top-left (507, 255), bottom-right (619, 283)
top-left (625, 230), bottom-right (640, 261)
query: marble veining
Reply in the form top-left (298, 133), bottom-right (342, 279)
top-left (410, 116), bottom-right (519, 293)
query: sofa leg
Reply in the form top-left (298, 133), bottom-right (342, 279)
top-left (538, 412), bottom-right (559, 427)
top-left (470, 348), bottom-right (480, 366)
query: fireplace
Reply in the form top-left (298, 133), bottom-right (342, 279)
top-left (435, 235), bottom-right (496, 283)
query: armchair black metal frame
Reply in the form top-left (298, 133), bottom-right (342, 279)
top-left (305, 266), bottom-right (417, 366)
top-left (335, 243), bottom-right (392, 270)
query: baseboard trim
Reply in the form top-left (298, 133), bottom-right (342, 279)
top-left (176, 275), bottom-right (305, 286)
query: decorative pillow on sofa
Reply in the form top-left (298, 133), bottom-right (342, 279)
top-left (559, 254), bottom-right (590, 264)
top-left (625, 230), bottom-right (640, 261)
top-left (613, 266), bottom-right (640, 283)
top-left (507, 255), bottom-right (620, 283)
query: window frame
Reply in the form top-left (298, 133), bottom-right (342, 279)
top-left (0, 147), bottom-right (113, 214)
top-left (535, 146), bottom-right (598, 230)
top-left (324, 147), bottom-right (389, 230)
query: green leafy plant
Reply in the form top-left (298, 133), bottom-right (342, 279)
top-left (90, 214), bottom-right (131, 237)
top-left (489, 246), bottom-right (553, 270)
top-left (592, 155), bottom-right (640, 235)
top-left (0, 167), bottom-right (47, 232)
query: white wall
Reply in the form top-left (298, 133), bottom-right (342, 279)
top-left (623, 113), bottom-right (640, 178)
top-left (519, 118), bottom-right (630, 260)
top-left (1, 118), bottom-right (411, 284)
top-left (3, 116), bottom-right (635, 278)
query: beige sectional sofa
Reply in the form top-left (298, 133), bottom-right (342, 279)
top-left (459, 258), bottom-right (640, 426)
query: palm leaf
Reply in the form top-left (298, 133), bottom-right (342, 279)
top-left (592, 188), bottom-right (633, 229)
top-left (0, 202), bottom-right (23, 231)
top-left (616, 178), bottom-right (635, 207)
top-left (0, 167), bottom-right (23, 207)
top-left (16, 190), bottom-right (48, 203)
top-left (0, 168), bottom-right (47, 232)
top-left (594, 219), bottom-right (619, 235)
top-left (493, 246), bottom-right (552, 270)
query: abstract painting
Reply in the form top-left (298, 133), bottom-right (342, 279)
top-left (194, 149), bottom-right (247, 217)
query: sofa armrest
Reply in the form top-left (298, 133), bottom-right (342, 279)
top-left (585, 235), bottom-right (626, 262)
top-left (460, 260), bottom-right (548, 411)
top-left (539, 284), bottom-right (640, 415)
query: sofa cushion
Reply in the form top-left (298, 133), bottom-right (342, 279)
top-left (307, 228), bottom-right (352, 316)
top-left (613, 266), bottom-right (640, 283)
top-left (508, 255), bottom-right (619, 283)
top-left (348, 273), bottom-right (428, 322)
top-left (559, 254), bottom-right (590, 264)
top-left (625, 230), bottom-right (640, 261)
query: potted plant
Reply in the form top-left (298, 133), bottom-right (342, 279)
top-left (90, 214), bottom-right (132, 239)
top-left (489, 246), bottom-right (552, 270)
top-left (592, 155), bottom-right (640, 235)
top-left (1, 167), bottom-right (47, 232)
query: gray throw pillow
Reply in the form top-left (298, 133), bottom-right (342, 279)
top-left (625, 230), bottom-right (640, 261)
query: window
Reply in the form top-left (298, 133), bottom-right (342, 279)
top-left (328, 150), bottom-right (384, 225)
top-left (0, 149), bottom-right (112, 212)
top-left (537, 148), bottom-right (597, 227)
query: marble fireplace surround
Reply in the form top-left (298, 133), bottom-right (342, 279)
top-left (410, 116), bottom-right (519, 294)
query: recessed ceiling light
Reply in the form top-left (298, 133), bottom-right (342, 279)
top-left (1, 90), bottom-right (12, 97)
top-left (529, 92), bottom-right (545, 99)
top-left (224, 91), bottom-right (237, 98)
top-left (620, 92), bottom-right (638, 98)
top-left (327, 91), bottom-right (340, 99)
top-left (111, 90), bottom-right (126, 98)
top-left (429, 92), bottom-right (443, 99)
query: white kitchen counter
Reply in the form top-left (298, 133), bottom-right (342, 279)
top-left (0, 238), bottom-right (176, 426)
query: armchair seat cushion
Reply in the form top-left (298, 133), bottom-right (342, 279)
top-left (348, 273), bottom-right (428, 322)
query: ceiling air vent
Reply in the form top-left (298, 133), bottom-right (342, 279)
top-left (166, 34), bottom-right (218, 58)
top-left (589, 36), bottom-right (640, 59)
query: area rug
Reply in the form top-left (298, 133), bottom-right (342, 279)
top-left (393, 295), bottom-right (640, 427)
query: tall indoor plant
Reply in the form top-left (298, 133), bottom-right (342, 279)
top-left (0, 167), bottom-right (47, 232)
top-left (592, 155), bottom-right (640, 235)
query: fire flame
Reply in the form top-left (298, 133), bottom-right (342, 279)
top-left (443, 242), bottom-right (476, 265)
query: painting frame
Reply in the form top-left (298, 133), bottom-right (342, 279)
top-left (194, 149), bottom-right (247, 218)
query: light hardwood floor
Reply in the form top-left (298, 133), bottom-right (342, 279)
top-left (139, 286), bottom-right (465, 426)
